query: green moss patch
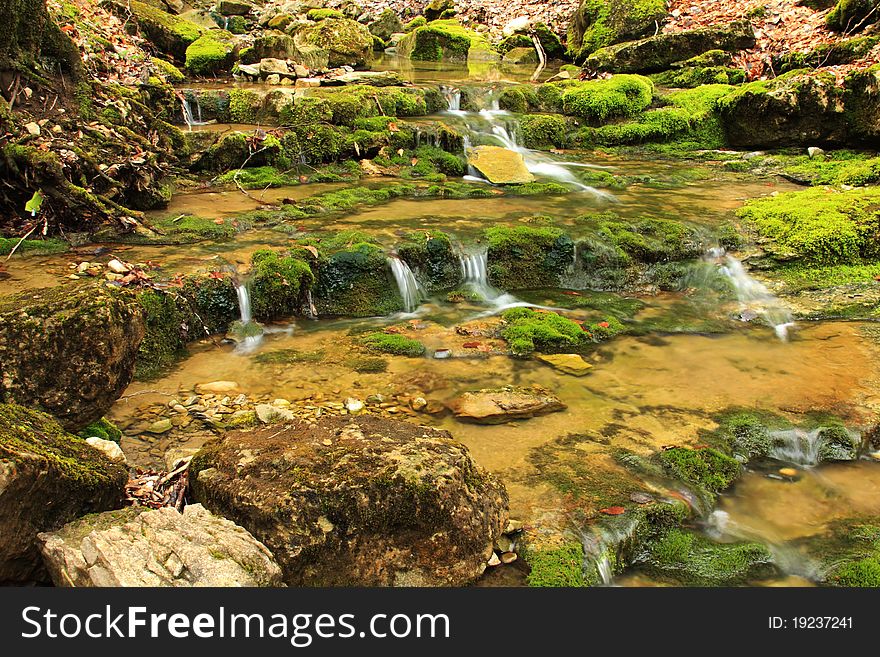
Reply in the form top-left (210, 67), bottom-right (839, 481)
top-left (361, 332), bottom-right (425, 357)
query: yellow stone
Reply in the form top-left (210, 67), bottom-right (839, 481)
top-left (779, 467), bottom-right (798, 477)
top-left (467, 145), bottom-right (535, 184)
top-left (535, 353), bottom-right (593, 376)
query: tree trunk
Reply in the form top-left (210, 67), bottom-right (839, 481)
top-left (0, 0), bottom-right (82, 78)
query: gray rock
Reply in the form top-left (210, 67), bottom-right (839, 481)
top-left (38, 504), bottom-right (283, 587)
top-left (217, 0), bottom-right (253, 16)
top-left (255, 403), bottom-right (295, 423)
top-left (322, 70), bottom-right (404, 86)
top-left (808, 146), bottom-right (826, 159)
top-left (236, 63), bottom-right (260, 78)
top-left (85, 437), bottom-right (127, 464)
top-left (259, 57), bottom-right (290, 76)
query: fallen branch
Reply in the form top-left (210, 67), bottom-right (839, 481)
top-left (4, 223), bottom-right (38, 261)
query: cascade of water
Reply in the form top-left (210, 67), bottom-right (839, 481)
top-left (455, 109), bottom-right (613, 198)
top-left (305, 289), bottom-right (318, 319)
top-left (236, 283), bottom-right (252, 324)
top-left (388, 257), bottom-right (425, 313)
top-left (767, 428), bottom-right (824, 466)
top-left (459, 250), bottom-right (499, 301)
top-left (233, 283), bottom-right (263, 353)
top-left (709, 247), bottom-right (795, 341)
top-left (580, 516), bottom-right (641, 587)
top-left (442, 86), bottom-right (462, 112)
top-left (180, 96), bottom-right (207, 130)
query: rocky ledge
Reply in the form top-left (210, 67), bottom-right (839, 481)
top-left (39, 504), bottom-right (283, 587)
top-left (189, 415), bottom-right (509, 586)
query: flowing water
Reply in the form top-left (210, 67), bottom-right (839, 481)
top-left (388, 256), bottom-right (425, 313)
top-left (3, 69), bottom-right (876, 587)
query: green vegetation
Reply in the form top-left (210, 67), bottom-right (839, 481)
top-left (500, 307), bottom-right (623, 356)
top-left (253, 349), bottom-right (325, 365)
top-left (307, 8), bottom-right (344, 20)
top-left (642, 529), bottom-right (776, 586)
top-left (737, 186), bottom-right (880, 265)
top-left (567, 0), bottom-right (667, 61)
top-left (344, 356), bottom-right (389, 373)
top-left (216, 166), bottom-right (299, 189)
top-left (486, 225), bottom-right (574, 289)
top-left (659, 447), bottom-right (741, 494)
top-left (152, 215), bottom-right (236, 242)
top-left (397, 230), bottom-right (460, 291)
top-left (136, 289), bottom-right (194, 380)
top-left (799, 519), bottom-right (880, 586)
top-left (397, 19), bottom-right (494, 62)
top-left (552, 75), bottom-right (654, 123)
top-left (0, 237), bottom-right (67, 256)
top-left (519, 114), bottom-right (570, 149)
top-left (361, 332), bottom-right (425, 357)
top-left (78, 417), bottom-right (122, 443)
top-left (525, 543), bottom-right (586, 587)
top-left (185, 30), bottom-right (237, 75)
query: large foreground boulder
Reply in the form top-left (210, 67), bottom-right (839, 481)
top-left (0, 404), bottom-right (127, 584)
top-left (38, 504), bottom-right (283, 587)
top-left (189, 416), bottom-right (509, 586)
top-left (585, 20), bottom-right (755, 73)
top-left (0, 283), bottom-right (145, 430)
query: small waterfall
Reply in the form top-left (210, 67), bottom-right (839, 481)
top-left (236, 283), bottom-right (252, 324)
top-left (580, 515), bottom-right (641, 587)
top-left (442, 85), bottom-right (462, 112)
top-left (709, 248), bottom-right (795, 341)
top-left (768, 429), bottom-right (823, 466)
top-left (305, 289), bottom-right (318, 319)
top-left (460, 250), bottom-right (501, 302)
top-left (233, 283), bottom-right (263, 353)
top-left (388, 257), bottom-right (425, 313)
top-left (180, 96), bottom-right (206, 130)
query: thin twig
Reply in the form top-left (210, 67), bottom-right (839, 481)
top-left (4, 223), bottom-right (38, 261)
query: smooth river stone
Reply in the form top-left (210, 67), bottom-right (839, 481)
top-left (535, 353), bottom-right (593, 376)
top-left (467, 145), bottom-right (535, 184)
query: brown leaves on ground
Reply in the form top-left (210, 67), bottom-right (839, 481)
top-left (665, 0), bottom-right (879, 78)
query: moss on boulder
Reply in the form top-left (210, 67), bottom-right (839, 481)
top-left (248, 249), bottom-right (315, 321)
top-left (185, 29), bottom-right (238, 75)
top-left (397, 230), bottom-right (461, 291)
top-left (568, 0), bottom-right (667, 62)
top-left (397, 19), bottom-right (495, 63)
top-left (293, 17), bottom-right (373, 68)
top-left (585, 20), bottom-right (755, 73)
top-left (189, 415), bottom-right (509, 585)
top-left (0, 404), bottom-right (127, 583)
top-left (486, 225), bottom-right (575, 289)
top-left (109, 0), bottom-right (203, 62)
top-left (549, 74), bottom-right (654, 123)
top-left (0, 284), bottom-right (144, 430)
top-left (640, 528), bottom-right (776, 585)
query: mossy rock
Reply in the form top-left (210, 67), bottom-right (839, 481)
top-left (658, 447), bottom-right (741, 501)
top-left (486, 225), bottom-right (575, 289)
top-left (519, 114), bottom-right (571, 149)
top-left (797, 517), bottom-right (880, 586)
top-left (640, 529), bottom-right (776, 586)
top-left (191, 131), bottom-right (282, 172)
top-left (78, 417), bottom-right (122, 444)
top-left (651, 65), bottom-right (746, 88)
top-left (585, 20), bottom-right (755, 73)
top-left (0, 403), bottom-right (127, 584)
top-left (248, 249), bottom-right (315, 321)
top-left (717, 70), bottom-right (850, 148)
top-left (549, 75), bottom-right (654, 123)
top-left (310, 240), bottom-right (403, 317)
top-left (826, 0), bottom-right (880, 32)
top-left (397, 230), bottom-right (461, 291)
top-left (136, 275), bottom-right (237, 380)
top-left (189, 416), bottom-right (509, 585)
top-left (397, 19), bottom-right (495, 63)
top-left (185, 29), bottom-right (238, 75)
top-left (568, 0), bottom-right (667, 62)
top-left (736, 186), bottom-right (880, 266)
top-left (293, 17), bottom-right (373, 68)
top-left (0, 284), bottom-right (145, 430)
top-left (109, 0), bottom-right (203, 61)
top-left (524, 542), bottom-right (586, 587)
top-left (361, 332), bottom-right (426, 357)
top-left (368, 8), bottom-right (403, 41)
